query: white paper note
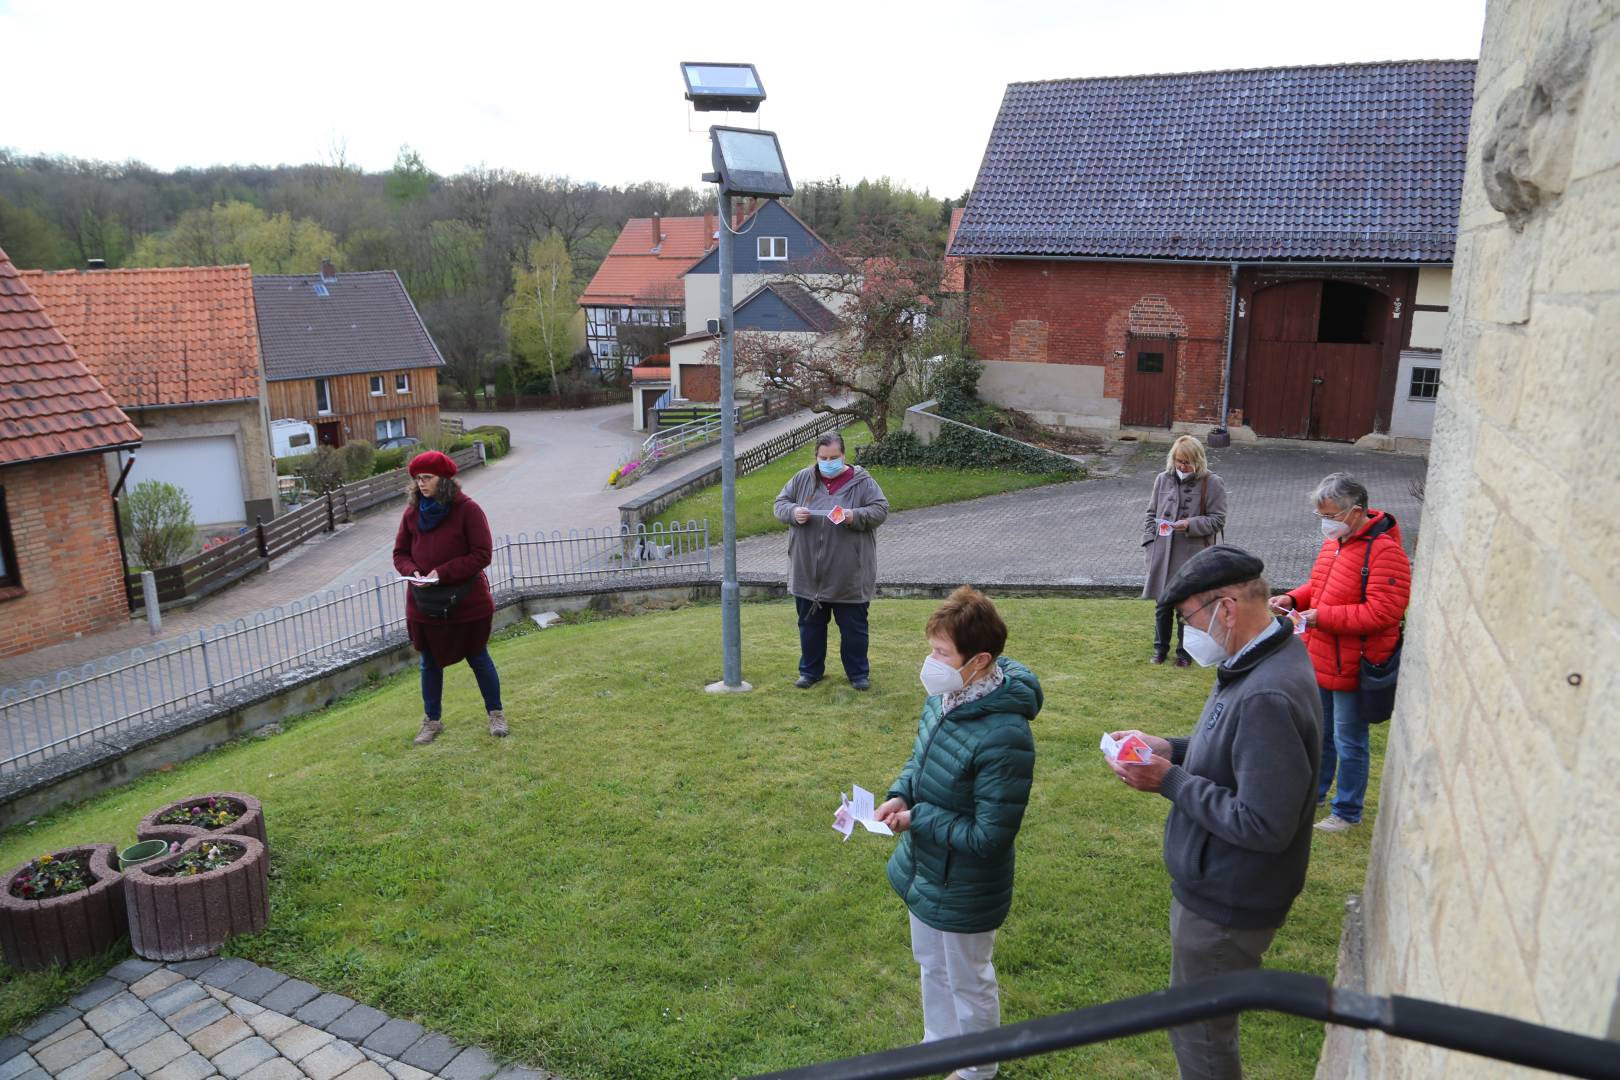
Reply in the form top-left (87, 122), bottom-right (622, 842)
top-left (832, 783), bottom-right (894, 840)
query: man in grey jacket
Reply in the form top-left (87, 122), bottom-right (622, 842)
top-left (772, 432), bottom-right (889, 689)
top-left (1107, 544), bottom-right (1322, 1080)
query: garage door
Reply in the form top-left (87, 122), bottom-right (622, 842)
top-left (128, 436), bottom-right (245, 526)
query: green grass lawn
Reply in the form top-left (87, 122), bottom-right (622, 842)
top-left (651, 424), bottom-right (1076, 540)
top-left (0, 599), bottom-right (1379, 1080)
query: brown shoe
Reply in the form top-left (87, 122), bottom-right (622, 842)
top-left (487, 710), bottom-right (509, 737)
top-left (414, 717), bottom-right (444, 745)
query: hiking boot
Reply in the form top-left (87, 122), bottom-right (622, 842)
top-left (795, 675), bottom-right (822, 689)
top-left (1314, 814), bottom-right (1360, 833)
top-left (414, 717), bottom-right (444, 745)
top-left (488, 710), bottom-right (509, 737)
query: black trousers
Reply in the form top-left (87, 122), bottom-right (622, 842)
top-left (1154, 604), bottom-right (1189, 659)
top-left (795, 597), bottom-right (870, 681)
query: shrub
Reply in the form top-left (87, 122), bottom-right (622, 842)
top-left (469, 425), bottom-right (511, 458)
top-left (373, 447), bottom-right (409, 475)
top-left (291, 445), bottom-right (346, 494)
top-left (121, 480), bottom-right (196, 569)
top-left (858, 422), bottom-right (1081, 478)
top-left (337, 440), bottom-right (376, 482)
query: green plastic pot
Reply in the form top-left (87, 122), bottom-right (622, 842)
top-left (118, 840), bottom-right (172, 872)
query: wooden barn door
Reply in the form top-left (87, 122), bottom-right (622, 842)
top-left (1122, 335), bottom-right (1177, 428)
top-left (1245, 281), bottom-right (1320, 439)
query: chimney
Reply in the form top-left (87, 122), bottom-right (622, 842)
top-left (651, 215), bottom-right (662, 248)
top-left (319, 259), bottom-right (336, 283)
top-left (86, 258), bottom-right (107, 270)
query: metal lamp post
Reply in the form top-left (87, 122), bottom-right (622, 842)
top-left (681, 64), bottom-right (791, 694)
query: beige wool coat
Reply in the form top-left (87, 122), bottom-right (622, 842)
top-left (1140, 470), bottom-right (1228, 601)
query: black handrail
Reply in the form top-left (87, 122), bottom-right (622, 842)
top-left (743, 971), bottom-right (1620, 1080)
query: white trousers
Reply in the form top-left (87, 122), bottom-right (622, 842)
top-left (909, 912), bottom-right (1001, 1080)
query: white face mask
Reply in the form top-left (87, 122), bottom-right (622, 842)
top-left (1176, 469), bottom-right (1194, 481)
top-left (1320, 518), bottom-right (1352, 541)
top-left (1181, 598), bottom-right (1232, 667)
top-left (920, 655), bottom-right (968, 696)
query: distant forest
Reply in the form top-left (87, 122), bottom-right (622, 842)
top-left (0, 146), bottom-right (965, 399)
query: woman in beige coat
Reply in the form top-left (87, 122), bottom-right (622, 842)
top-left (1141, 435), bottom-right (1228, 665)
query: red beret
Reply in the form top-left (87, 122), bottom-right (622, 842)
top-left (408, 450), bottom-right (458, 478)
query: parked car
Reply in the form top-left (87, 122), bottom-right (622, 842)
top-left (376, 436), bottom-right (421, 450)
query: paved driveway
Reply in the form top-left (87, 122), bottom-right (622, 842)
top-left (737, 442), bottom-right (1429, 592)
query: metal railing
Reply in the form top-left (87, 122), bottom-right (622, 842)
top-left (1, 522), bottom-right (710, 776)
top-left (744, 971), bottom-right (1620, 1080)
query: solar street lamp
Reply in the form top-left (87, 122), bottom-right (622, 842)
top-left (687, 66), bottom-right (795, 695)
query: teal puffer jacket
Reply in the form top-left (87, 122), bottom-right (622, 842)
top-left (885, 658), bottom-right (1040, 934)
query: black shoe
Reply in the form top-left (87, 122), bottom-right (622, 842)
top-left (795, 675), bottom-right (822, 689)
top-left (850, 678), bottom-right (870, 691)
top-left (1150, 651), bottom-right (1168, 665)
top-left (1174, 655), bottom-right (1192, 668)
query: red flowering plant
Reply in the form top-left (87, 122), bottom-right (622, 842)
top-left (157, 796), bottom-right (243, 830)
top-left (9, 853), bottom-right (91, 900)
top-left (152, 841), bottom-right (244, 877)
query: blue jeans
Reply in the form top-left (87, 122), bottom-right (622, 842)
top-left (421, 649), bottom-right (503, 721)
top-left (795, 597), bottom-right (870, 681)
top-left (1317, 688), bottom-right (1369, 823)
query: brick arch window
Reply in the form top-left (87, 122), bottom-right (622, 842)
top-left (0, 486), bottom-right (20, 590)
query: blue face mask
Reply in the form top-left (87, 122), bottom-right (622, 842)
top-left (817, 458), bottom-right (845, 478)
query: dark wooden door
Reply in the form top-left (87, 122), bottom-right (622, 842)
top-left (1122, 336), bottom-right (1177, 428)
top-left (1245, 281), bottom-right (1383, 441)
top-left (316, 421), bottom-right (344, 448)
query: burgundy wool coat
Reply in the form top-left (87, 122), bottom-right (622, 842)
top-left (392, 493), bottom-right (496, 665)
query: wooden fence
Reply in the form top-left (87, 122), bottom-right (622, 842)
top-left (126, 444), bottom-right (485, 611)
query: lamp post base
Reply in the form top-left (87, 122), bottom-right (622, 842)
top-left (705, 679), bottom-right (755, 694)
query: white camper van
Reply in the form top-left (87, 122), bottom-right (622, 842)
top-left (270, 418), bottom-right (318, 458)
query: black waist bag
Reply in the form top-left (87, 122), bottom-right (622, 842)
top-left (413, 579), bottom-right (474, 619)
top-left (1355, 540), bottom-right (1401, 724)
top-left (1359, 635), bottom-right (1402, 723)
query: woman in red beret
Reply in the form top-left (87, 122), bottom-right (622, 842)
top-left (392, 450), bottom-right (507, 744)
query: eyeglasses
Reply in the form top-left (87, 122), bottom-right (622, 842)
top-left (1314, 506), bottom-right (1354, 521)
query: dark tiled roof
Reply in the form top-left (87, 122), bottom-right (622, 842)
top-left (953, 60), bottom-right (1476, 262)
top-left (740, 282), bottom-right (844, 333)
top-left (24, 265), bottom-right (261, 407)
top-left (0, 246), bottom-right (142, 466)
top-left (252, 271), bottom-right (445, 381)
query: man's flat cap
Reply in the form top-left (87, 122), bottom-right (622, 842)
top-left (1158, 544), bottom-right (1266, 614)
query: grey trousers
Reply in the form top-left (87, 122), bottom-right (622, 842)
top-left (1168, 899), bottom-right (1279, 1080)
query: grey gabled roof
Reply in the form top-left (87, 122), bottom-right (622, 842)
top-left (252, 270), bottom-right (445, 381)
top-left (952, 60), bottom-right (1476, 263)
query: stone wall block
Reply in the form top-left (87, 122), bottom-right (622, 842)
top-left (1537, 178), bottom-right (1620, 294)
top-left (1570, 20), bottom-right (1620, 178)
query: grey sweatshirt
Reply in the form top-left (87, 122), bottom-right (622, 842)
top-left (1158, 618), bottom-right (1323, 929)
top-left (773, 465), bottom-right (888, 604)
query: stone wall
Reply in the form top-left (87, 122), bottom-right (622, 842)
top-left (1323, 0), bottom-right (1620, 1074)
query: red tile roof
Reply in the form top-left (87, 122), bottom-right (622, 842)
top-left (942, 208), bottom-right (967, 293)
top-left (23, 265), bottom-right (261, 407)
top-left (579, 215), bottom-right (716, 307)
top-left (0, 247), bottom-right (142, 466)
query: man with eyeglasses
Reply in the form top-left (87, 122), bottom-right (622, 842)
top-left (1106, 544), bottom-right (1322, 1080)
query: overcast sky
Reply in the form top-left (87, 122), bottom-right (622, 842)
top-left (1, 0), bottom-right (1488, 197)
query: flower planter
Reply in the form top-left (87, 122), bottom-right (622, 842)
top-left (0, 845), bottom-right (126, 971)
top-left (137, 792), bottom-right (268, 848)
top-left (124, 834), bottom-right (269, 961)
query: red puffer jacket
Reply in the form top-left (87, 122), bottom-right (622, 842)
top-left (1286, 510), bottom-right (1411, 692)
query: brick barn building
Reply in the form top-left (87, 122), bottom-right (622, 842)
top-left (952, 60), bottom-right (1475, 445)
top-left (0, 246), bottom-right (143, 659)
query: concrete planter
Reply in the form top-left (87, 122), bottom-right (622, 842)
top-left (137, 791), bottom-right (268, 848)
top-left (0, 844), bottom-right (126, 970)
top-left (125, 834), bottom-right (269, 961)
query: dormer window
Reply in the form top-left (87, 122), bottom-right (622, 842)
top-left (758, 236), bottom-right (787, 261)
